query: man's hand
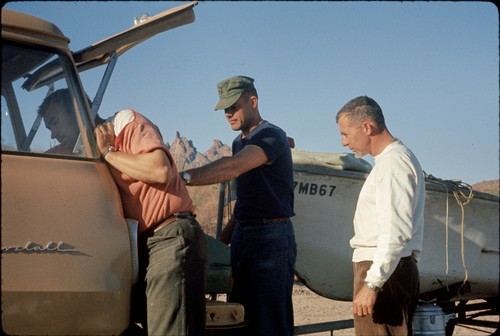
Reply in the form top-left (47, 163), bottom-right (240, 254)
top-left (95, 122), bottom-right (116, 154)
top-left (352, 286), bottom-right (378, 317)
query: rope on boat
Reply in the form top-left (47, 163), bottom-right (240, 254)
top-left (424, 172), bottom-right (474, 296)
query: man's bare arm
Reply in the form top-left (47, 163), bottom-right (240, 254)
top-left (184, 145), bottom-right (268, 186)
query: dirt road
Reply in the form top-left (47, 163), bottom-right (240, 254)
top-left (292, 282), bottom-right (498, 335)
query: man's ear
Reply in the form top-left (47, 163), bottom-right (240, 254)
top-left (249, 95), bottom-right (258, 109)
top-left (361, 120), bottom-right (373, 135)
top-left (362, 121), bottom-right (378, 136)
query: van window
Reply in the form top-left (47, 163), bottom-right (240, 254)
top-left (2, 43), bottom-right (85, 156)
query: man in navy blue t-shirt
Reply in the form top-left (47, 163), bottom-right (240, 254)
top-left (181, 75), bottom-right (297, 336)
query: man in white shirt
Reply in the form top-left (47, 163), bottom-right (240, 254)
top-left (336, 96), bottom-right (425, 335)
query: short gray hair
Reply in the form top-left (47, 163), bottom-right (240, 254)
top-left (336, 96), bottom-right (386, 129)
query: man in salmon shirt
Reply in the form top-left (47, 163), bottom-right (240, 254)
top-left (39, 88), bottom-right (208, 335)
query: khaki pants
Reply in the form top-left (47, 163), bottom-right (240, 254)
top-left (353, 258), bottom-right (419, 336)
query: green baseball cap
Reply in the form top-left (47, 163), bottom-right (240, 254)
top-left (215, 75), bottom-right (255, 110)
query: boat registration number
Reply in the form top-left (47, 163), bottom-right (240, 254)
top-left (294, 182), bottom-right (337, 197)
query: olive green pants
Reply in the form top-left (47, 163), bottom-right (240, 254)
top-left (133, 217), bottom-right (208, 335)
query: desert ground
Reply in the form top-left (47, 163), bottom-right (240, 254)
top-left (292, 281), bottom-right (498, 336)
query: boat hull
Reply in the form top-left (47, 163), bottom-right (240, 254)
top-left (292, 159), bottom-right (499, 303)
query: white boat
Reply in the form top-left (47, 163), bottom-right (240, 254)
top-left (291, 150), bottom-right (499, 304)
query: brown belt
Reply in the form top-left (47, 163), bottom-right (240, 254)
top-left (153, 212), bottom-right (195, 233)
top-left (400, 255), bottom-right (416, 262)
top-left (237, 217), bottom-right (290, 227)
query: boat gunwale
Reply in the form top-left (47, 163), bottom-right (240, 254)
top-left (293, 163), bottom-right (499, 202)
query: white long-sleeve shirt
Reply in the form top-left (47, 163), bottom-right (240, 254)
top-left (350, 140), bottom-right (425, 288)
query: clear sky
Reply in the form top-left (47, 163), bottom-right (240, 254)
top-left (5, 1), bottom-right (499, 184)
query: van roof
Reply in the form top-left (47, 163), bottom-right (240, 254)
top-left (1, 8), bottom-right (70, 49)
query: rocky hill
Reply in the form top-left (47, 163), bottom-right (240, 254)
top-left (167, 132), bottom-right (232, 236)
top-left (472, 179), bottom-right (499, 197)
top-left (167, 131), bottom-right (232, 172)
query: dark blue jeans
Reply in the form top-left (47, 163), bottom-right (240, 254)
top-left (230, 220), bottom-right (297, 336)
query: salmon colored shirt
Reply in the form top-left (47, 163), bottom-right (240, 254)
top-left (108, 109), bottom-right (193, 234)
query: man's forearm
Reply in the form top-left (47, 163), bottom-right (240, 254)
top-left (184, 157), bottom-right (238, 186)
top-left (104, 149), bottom-right (171, 184)
top-left (182, 145), bottom-right (268, 186)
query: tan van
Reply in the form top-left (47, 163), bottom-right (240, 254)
top-left (1, 3), bottom-right (239, 335)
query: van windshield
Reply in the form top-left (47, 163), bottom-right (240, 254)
top-left (2, 43), bottom-right (86, 156)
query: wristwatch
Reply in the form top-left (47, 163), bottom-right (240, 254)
top-left (101, 146), bottom-right (117, 159)
top-left (366, 282), bottom-right (382, 292)
top-left (181, 172), bottom-right (191, 185)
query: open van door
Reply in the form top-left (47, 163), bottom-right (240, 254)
top-left (1, 3), bottom-right (197, 335)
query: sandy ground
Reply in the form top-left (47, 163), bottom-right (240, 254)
top-left (292, 282), bottom-right (498, 336)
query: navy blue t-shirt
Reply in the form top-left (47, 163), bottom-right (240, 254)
top-left (232, 120), bottom-right (295, 220)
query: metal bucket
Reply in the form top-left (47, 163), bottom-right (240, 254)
top-left (412, 303), bottom-right (446, 336)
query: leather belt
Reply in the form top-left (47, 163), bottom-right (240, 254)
top-left (237, 217), bottom-right (290, 227)
top-left (153, 212), bottom-right (195, 233)
top-left (400, 255), bottom-right (416, 262)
